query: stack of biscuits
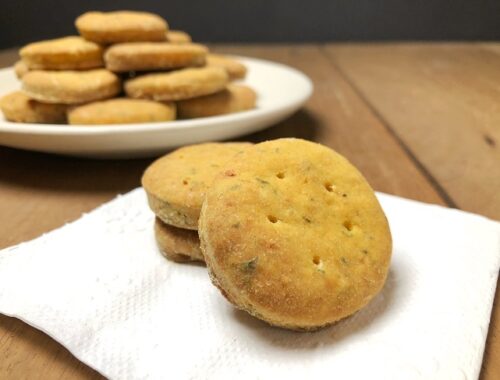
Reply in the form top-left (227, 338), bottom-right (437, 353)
top-left (0, 10), bottom-right (256, 125)
top-left (142, 142), bottom-right (252, 263)
top-left (142, 138), bottom-right (393, 331)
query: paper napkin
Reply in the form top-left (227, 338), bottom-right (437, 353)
top-left (0, 188), bottom-right (499, 380)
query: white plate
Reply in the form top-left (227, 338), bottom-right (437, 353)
top-left (0, 56), bottom-right (312, 158)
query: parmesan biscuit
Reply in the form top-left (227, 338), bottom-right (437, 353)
top-left (0, 91), bottom-right (66, 124)
top-left (22, 69), bottom-right (121, 104)
top-left (177, 84), bottom-right (256, 118)
top-left (67, 98), bottom-right (176, 125)
top-left (14, 60), bottom-right (29, 79)
top-left (125, 67), bottom-right (228, 101)
top-left (142, 142), bottom-right (251, 229)
top-left (75, 11), bottom-right (168, 44)
top-left (206, 54), bottom-right (247, 80)
top-left (154, 218), bottom-right (204, 263)
top-left (19, 36), bottom-right (104, 70)
top-left (166, 30), bottom-right (192, 44)
top-left (105, 42), bottom-right (207, 72)
top-left (199, 138), bottom-right (392, 331)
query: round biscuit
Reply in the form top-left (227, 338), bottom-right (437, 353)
top-left (142, 142), bottom-right (251, 229)
top-left (67, 98), bottom-right (176, 125)
top-left (166, 30), bottom-right (192, 44)
top-left (14, 60), bottom-right (29, 79)
top-left (105, 42), bottom-right (207, 72)
top-left (177, 84), bottom-right (256, 118)
top-left (154, 218), bottom-right (204, 263)
top-left (206, 54), bottom-right (247, 80)
top-left (22, 69), bottom-right (121, 105)
top-left (75, 11), bottom-right (168, 44)
top-left (199, 138), bottom-right (392, 330)
top-left (0, 91), bottom-right (67, 124)
top-left (20, 36), bottom-right (104, 70)
top-left (125, 66), bottom-right (229, 101)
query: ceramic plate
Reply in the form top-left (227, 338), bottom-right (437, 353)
top-left (0, 56), bottom-right (313, 158)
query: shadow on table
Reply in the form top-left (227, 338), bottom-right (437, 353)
top-left (0, 147), bottom-right (151, 193)
top-left (0, 109), bottom-right (322, 192)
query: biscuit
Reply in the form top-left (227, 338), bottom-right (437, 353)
top-left (154, 218), bottom-right (204, 263)
top-left (199, 138), bottom-right (392, 331)
top-left (19, 36), bottom-right (104, 70)
top-left (67, 98), bottom-right (176, 125)
top-left (142, 142), bottom-right (251, 229)
top-left (75, 11), bottom-right (168, 44)
top-left (125, 67), bottom-right (228, 101)
top-left (14, 60), bottom-right (29, 79)
top-left (105, 42), bottom-right (207, 72)
top-left (177, 84), bottom-right (256, 118)
top-left (22, 69), bottom-right (121, 104)
top-left (166, 30), bottom-right (192, 44)
top-left (206, 54), bottom-right (247, 80)
top-left (0, 91), bottom-right (67, 124)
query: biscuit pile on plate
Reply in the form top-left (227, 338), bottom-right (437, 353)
top-left (0, 10), bottom-right (256, 125)
top-left (142, 138), bottom-right (393, 331)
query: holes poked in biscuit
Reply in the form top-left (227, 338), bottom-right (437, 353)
top-left (324, 182), bottom-right (335, 192)
top-left (312, 255), bottom-right (325, 272)
top-left (182, 179), bottom-right (189, 185)
top-left (276, 172), bottom-right (285, 179)
top-left (267, 215), bottom-right (278, 223)
top-left (343, 220), bottom-right (353, 231)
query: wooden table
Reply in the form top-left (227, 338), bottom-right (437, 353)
top-left (0, 43), bottom-right (498, 379)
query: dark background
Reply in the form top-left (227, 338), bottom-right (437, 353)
top-left (1, 0), bottom-right (500, 48)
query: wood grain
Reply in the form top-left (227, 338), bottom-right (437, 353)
top-left (0, 44), bottom-right (498, 379)
top-left (213, 44), bottom-right (445, 205)
top-left (324, 43), bottom-right (500, 220)
top-left (325, 42), bottom-right (500, 380)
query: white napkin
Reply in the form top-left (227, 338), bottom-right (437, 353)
top-left (0, 188), bottom-right (499, 380)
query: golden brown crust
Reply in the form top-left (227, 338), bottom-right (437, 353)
top-left (75, 11), bottom-right (168, 44)
top-left (206, 54), bottom-right (247, 80)
top-left (67, 98), bottom-right (176, 125)
top-left (19, 36), bottom-right (104, 70)
top-left (14, 60), bottom-right (29, 79)
top-left (154, 218), bottom-right (204, 262)
top-left (22, 69), bottom-right (121, 104)
top-left (142, 142), bottom-right (252, 229)
top-left (0, 91), bottom-right (67, 124)
top-left (104, 42), bottom-right (207, 72)
top-left (199, 138), bottom-right (392, 330)
top-left (166, 30), bottom-right (192, 44)
top-left (124, 67), bottom-right (229, 101)
top-left (177, 84), bottom-right (256, 118)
